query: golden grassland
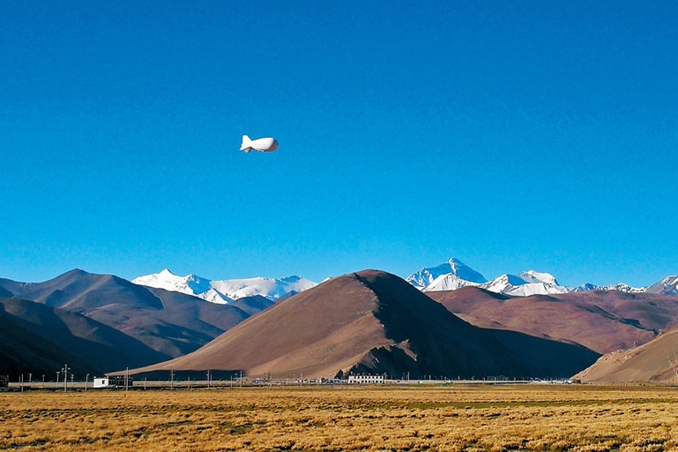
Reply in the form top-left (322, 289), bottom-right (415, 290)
top-left (2, 385), bottom-right (678, 451)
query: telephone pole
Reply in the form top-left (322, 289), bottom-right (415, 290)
top-left (62, 364), bottom-right (69, 392)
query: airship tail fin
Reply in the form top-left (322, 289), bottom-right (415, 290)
top-left (240, 135), bottom-right (253, 152)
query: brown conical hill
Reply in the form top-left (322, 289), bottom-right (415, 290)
top-left (123, 270), bottom-right (599, 379)
top-left (125, 271), bottom-right (392, 378)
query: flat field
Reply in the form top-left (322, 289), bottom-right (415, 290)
top-left (2, 385), bottom-right (678, 451)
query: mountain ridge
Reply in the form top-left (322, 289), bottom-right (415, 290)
top-left (407, 258), bottom-right (676, 297)
top-left (427, 286), bottom-right (678, 354)
top-left (132, 269), bottom-right (317, 304)
top-left (131, 258), bottom-right (674, 302)
top-left (0, 270), bottom-right (258, 360)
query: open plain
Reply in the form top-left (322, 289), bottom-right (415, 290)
top-left (2, 385), bottom-right (678, 451)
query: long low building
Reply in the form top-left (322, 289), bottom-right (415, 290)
top-left (348, 374), bottom-right (384, 384)
top-left (93, 376), bottom-right (132, 388)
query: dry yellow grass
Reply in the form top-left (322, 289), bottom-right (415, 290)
top-left (2, 385), bottom-right (678, 451)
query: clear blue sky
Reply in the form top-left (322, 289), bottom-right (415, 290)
top-left (1, 1), bottom-right (677, 287)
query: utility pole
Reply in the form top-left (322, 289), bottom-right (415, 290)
top-left (170, 370), bottom-right (174, 390)
top-left (62, 364), bottom-right (69, 392)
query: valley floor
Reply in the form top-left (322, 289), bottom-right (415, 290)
top-left (2, 385), bottom-right (678, 451)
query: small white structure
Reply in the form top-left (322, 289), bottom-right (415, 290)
top-left (93, 377), bottom-right (110, 388)
top-left (348, 374), bottom-right (384, 384)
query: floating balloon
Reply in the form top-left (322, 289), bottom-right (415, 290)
top-left (240, 135), bottom-right (279, 153)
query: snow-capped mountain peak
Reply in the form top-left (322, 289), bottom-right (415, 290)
top-left (480, 272), bottom-right (569, 297)
top-left (518, 270), bottom-right (558, 286)
top-left (645, 275), bottom-right (678, 296)
top-left (132, 271), bottom-right (317, 304)
top-left (210, 275), bottom-right (316, 301)
top-left (425, 273), bottom-right (482, 291)
top-left (406, 258), bottom-right (486, 289)
top-left (132, 269), bottom-right (232, 303)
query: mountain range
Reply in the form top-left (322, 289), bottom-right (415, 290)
top-left (0, 270), bottom-right (260, 375)
top-left (2, 260), bottom-right (678, 383)
top-left (130, 259), bottom-right (677, 307)
top-left (406, 258), bottom-right (677, 297)
top-left (131, 269), bottom-right (317, 303)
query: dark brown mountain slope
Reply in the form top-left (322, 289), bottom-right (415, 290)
top-left (0, 297), bottom-right (169, 379)
top-left (229, 295), bottom-right (275, 316)
top-left (85, 286), bottom-right (251, 357)
top-left (0, 285), bottom-right (12, 297)
top-left (0, 270), bottom-right (252, 357)
top-left (124, 270), bottom-right (599, 379)
top-left (428, 287), bottom-right (678, 354)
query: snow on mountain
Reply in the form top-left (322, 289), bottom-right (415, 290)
top-left (570, 283), bottom-right (598, 292)
top-left (409, 260), bottom-right (569, 296)
top-left (519, 270), bottom-right (558, 286)
top-left (210, 275), bottom-right (317, 301)
top-left (132, 270), bottom-right (317, 304)
top-left (479, 271), bottom-right (569, 297)
top-left (198, 288), bottom-right (235, 304)
top-left (425, 274), bottom-right (482, 291)
top-left (406, 258), bottom-right (486, 289)
top-left (409, 259), bottom-right (657, 297)
top-left (132, 269), bottom-right (232, 304)
top-left (571, 282), bottom-right (645, 293)
top-left (135, 261), bottom-right (674, 303)
top-left (645, 275), bottom-right (678, 295)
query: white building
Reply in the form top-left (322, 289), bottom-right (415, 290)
top-left (93, 377), bottom-right (110, 388)
top-left (348, 374), bottom-right (384, 384)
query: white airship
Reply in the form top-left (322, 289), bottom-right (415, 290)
top-left (240, 135), bottom-right (279, 153)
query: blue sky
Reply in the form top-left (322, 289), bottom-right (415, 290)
top-left (1, 1), bottom-right (677, 287)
